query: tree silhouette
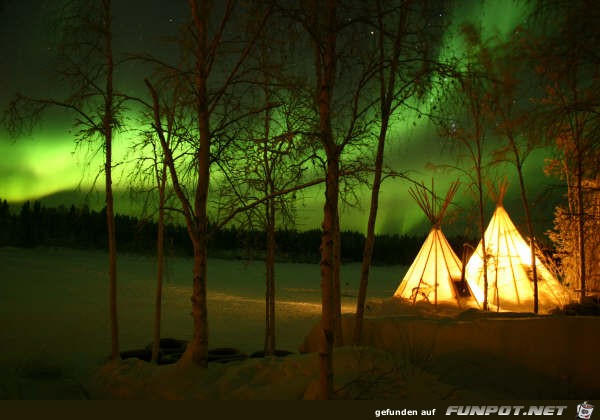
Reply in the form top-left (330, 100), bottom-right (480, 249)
top-left (144, 0), bottom-right (274, 366)
top-left (529, 0), bottom-right (600, 302)
top-left (438, 24), bottom-right (494, 311)
top-left (354, 0), bottom-right (448, 344)
top-left (5, 0), bottom-right (122, 359)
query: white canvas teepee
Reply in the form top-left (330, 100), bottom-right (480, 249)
top-left (394, 181), bottom-right (472, 307)
top-left (464, 186), bottom-right (571, 313)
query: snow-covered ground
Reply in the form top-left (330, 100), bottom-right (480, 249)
top-left (3, 246), bottom-right (598, 400)
top-left (0, 246), bottom-right (402, 399)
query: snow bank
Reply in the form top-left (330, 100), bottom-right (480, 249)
top-left (89, 346), bottom-right (456, 400)
top-left (300, 308), bottom-right (600, 397)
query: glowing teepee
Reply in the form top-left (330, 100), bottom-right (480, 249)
top-left (394, 181), bottom-right (472, 307)
top-left (464, 184), bottom-right (570, 313)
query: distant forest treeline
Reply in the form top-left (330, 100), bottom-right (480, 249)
top-left (0, 199), bottom-right (476, 265)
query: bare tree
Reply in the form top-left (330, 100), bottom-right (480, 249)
top-left (483, 37), bottom-right (544, 313)
top-left (290, 0), bottom-right (379, 399)
top-left (251, 114), bottom-right (308, 356)
top-left (238, 19), bottom-right (311, 356)
top-left (215, 85), bottom-right (310, 356)
top-left (528, 0), bottom-right (600, 302)
top-left (152, 147), bottom-right (167, 364)
top-left (438, 24), bottom-right (494, 311)
top-left (143, 0), bottom-right (275, 366)
top-left (146, 118), bottom-right (178, 365)
top-left (5, 0), bottom-right (121, 359)
top-left (238, 124), bottom-right (307, 355)
top-left (302, 0), bottom-right (342, 399)
top-left (354, 0), bottom-right (448, 344)
top-left (125, 73), bottom-right (190, 363)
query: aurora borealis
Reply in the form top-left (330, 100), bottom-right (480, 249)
top-left (0, 0), bottom-right (560, 237)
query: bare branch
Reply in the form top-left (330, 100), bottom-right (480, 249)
top-left (145, 78), bottom-right (197, 240)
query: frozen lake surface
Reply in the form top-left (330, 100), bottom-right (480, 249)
top-left (0, 246), bottom-right (403, 397)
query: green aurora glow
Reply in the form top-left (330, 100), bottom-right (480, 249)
top-left (1, 0), bottom-right (558, 236)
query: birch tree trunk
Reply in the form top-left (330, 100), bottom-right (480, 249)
top-left (355, 0), bottom-right (408, 343)
top-left (101, 0), bottom-right (119, 361)
top-left (332, 208), bottom-right (342, 346)
top-left (354, 118), bottom-right (386, 344)
top-left (263, 102), bottom-right (275, 356)
top-left (264, 197), bottom-right (276, 355)
top-left (311, 0), bottom-right (339, 399)
top-left (152, 160), bottom-right (167, 364)
top-left (513, 154), bottom-right (539, 313)
top-left (319, 153), bottom-right (339, 400)
top-left (188, 0), bottom-right (211, 367)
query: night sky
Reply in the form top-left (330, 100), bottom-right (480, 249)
top-left (0, 0), bottom-right (561, 237)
